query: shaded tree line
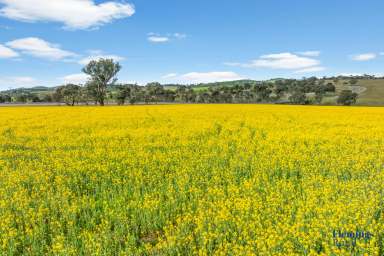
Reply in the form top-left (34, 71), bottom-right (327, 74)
top-left (50, 78), bottom-right (353, 106)
top-left (0, 59), bottom-right (359, 106)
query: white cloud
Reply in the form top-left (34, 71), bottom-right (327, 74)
top-left (182, 71), bottom-right (244, 83)
top-left (6, 37), bottom-right (76, 60)
top-left (61, 73), bottom-right (89, 84)
top-left (379, 52), bottom-right (384, 56)
top-left (173, 33), bottom-right (187, 39)
top-left (163, 71), bottom-right (244, 84)
top-left (338, 73), bottom-right (363, 77)
top-left (294, 66), bottom-right (326, 74)
top-left (298, 51), bottom-right (320, 57)
top-left (78, 53), bottom-right (125, 65)
top-left (147, 32), bottom-right (187, 43)
top-left (148, 36), bottom-right (170, 43)
top-left (351, 53), bottom-right (376, 61)
top-left (249, 53), bottom-right (320, 69)
top-left (0, 76), bottom-right (38, 89)
top-left (0, 44), bottom-right (19, 58)
top-left (0, 0), bottom-right (135, 30)
top-left (162, 73), bottom-right (178, 79)
top-left (227, 52), bottom-right (320, 70)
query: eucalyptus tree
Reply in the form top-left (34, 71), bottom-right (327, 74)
top-left (82, 58), bottom-right (121, 106)
top-left (58, 84), bottom-right (81, 106)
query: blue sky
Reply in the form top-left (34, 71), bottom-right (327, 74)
top-left (1, 0), bottom-right (384, 89)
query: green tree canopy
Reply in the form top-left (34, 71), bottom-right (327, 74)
top-left (82, 58), bottom-right (121, 106)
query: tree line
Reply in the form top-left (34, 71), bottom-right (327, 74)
top-left (0, 59), bottom-right (359, 106)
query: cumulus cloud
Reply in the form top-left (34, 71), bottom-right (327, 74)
top-left (0, 0), bottom-right (135, 30)
top-left (226, 53), bottom-right (320, 69)
top-left (351, 53), bottom-right (376, 61)
top-left (6, 37), bottom-right (76, 61)
top-left (3, 39), bottom-right (124, 64)
top-left (61, 73), bottom-right (89, 84)
top-left (0, 44), bottom-right (19, 58)
top-left (163, 71), bottom-right (244, 84)
top-left (246, 53), bottom-right (320, 69)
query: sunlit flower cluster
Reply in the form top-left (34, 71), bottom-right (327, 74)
top-left (0, 105), bottom-right (383, 255)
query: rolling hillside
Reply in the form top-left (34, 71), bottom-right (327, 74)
top-left (351, 79), bottom-right (384, 105)
top-left (321, 79), bottom-right (384, 105)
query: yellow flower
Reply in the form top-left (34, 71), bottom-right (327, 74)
top-left (0, 105), bottom-right (383, 255)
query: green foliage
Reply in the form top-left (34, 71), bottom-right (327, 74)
top-left (55, 84), bottom-right (81, 106)
top-left (0, 94), bottom-right (11, 103)
top-left (349, 79), bottom-right (359, 85)
top-left (82, 58), bottom-right (121, 106)
top-left (337, 90), bottom-right (358, 106)
top-left (289, 91), bottom-right (307, 105)
top-left (325, 83), bottom-right (336, 92)
top-left (115, 84), bottom-right (131, 105)
top-left (3, 72), bottom-right (384, 106)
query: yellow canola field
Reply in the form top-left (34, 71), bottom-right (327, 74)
top-left (0, 105), bottom-right (383, 255)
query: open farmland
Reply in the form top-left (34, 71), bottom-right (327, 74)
top-left (1, 105), bottom-right (384, 255)
top-left (326, 79), bottom-right (384, 106)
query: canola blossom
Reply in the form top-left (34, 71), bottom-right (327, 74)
top-left (0, 105), bottom-right (383, 255)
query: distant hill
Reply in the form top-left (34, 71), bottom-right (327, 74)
top-left (315, 78), bottom-right (384, 106)
top-left (338, 79), bottom-right (384, 105)
top-left (1, 86), bottom-right (56, 94)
